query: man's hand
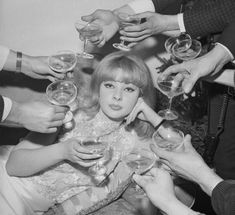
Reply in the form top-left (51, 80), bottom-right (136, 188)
top-left (22, 55), bottom-right (66, 82)
top-left (7, 100), bottom-right (68, 133)
top-left (81, 9), bottom-right (120, 47)
top-left (120, 12), bottom-right (179, 45)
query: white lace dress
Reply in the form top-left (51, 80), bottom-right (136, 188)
top-left (0, 111), bottom-right (151, 215)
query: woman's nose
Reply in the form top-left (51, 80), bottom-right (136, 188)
top-left (113, 89), bottom-right (122, 100)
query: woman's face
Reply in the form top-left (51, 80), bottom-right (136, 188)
top-left (99, 76), bottom-right (140, 121)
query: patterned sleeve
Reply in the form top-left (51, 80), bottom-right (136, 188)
top-left (183, 0), bottom-right (235, 38)
top-left (211, 180), bottom-right (235, 215)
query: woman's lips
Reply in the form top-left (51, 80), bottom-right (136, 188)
top-left (109, 104), bottom-right (122, 110)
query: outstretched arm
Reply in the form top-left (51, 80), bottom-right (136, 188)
top-left (3, 49), bottom-right (65, 82)
top-left (6, 131), bottom-right (101, 176)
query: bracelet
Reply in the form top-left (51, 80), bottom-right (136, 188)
top-left (16, 51), bottom-right (22, 73)
top-left (154, 119), bottom-right (166, 131)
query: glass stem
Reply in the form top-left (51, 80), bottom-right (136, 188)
top-left (120, 39), bottom-right (125, 46)
top-left (168, 97), bottom-right (173, 111)
top-left (83, 38), bottom-right (88, 54)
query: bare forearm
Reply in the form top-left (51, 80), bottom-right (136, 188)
top-left (6, 143), bottom-right (64, 176)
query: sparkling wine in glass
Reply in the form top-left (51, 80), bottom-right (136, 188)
top-left (165, 33), bottom-right (192, 58)
top-left (172, 39), bottom-right (202, 61)
top-left (157, 73), bottom-right (184, 120)
top-left (152, 122), bottom-right (184, 152)
top-left (113, 13), bottom-right (141, 51)
top-left (122, 148), bottom-right (156, 175)
top-left (75, 22), bottom-right (102, 59)
top-left (46, 80), bottom-right (77, 129)
top-left (48, 50), bottom-right (77, 80)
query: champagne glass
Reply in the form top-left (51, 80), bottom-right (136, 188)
top-left (156, 73), bottom-right (184, 120)
top-left (74, 22), bottom-right (102, 59)
top-left (48, 50), bottom-right (77, 80)
top-left (165, 33), bottom-right (192, 61)
top-left (152, 122), bottom-right (184, 152)
top-left (46, 80), bottom-right (77, 129)
top-left (172, 39), bottom-right (202, 61)
top-left (79, 137), bottom-right (112, 184)
top-left (113, 13), bottom-right (141, 51)
top-left (122, 148), bottom-right (156, 175)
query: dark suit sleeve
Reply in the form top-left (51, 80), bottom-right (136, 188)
top-left (183, 0), bottom-right (235, 38)
top-left (151, 0), bottom-right (178, 12)
top-left (218, 20), bottom-right (235, 57)
top-left (0, 95), bottom-right (4, 122)
top-left (211, 180), bottom-right (235, 215)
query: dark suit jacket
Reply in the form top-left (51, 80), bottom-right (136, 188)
top-left (184, 0), bottom-right (235, 38)
top-left (151, 0), bottom-right (235, 38)
top-left (0, 95), bottom-right (4, 122)
top-left (218, 19), bottom-right (235, 57)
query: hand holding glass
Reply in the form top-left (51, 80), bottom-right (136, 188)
top-left (75, 22), bottom-right (102, 59)
top-left (113, 13), bottom-right (141, 51)
top-left (79, 138), bottom-right (112, 183)
top-left (48, 50), bottom-right (77, 80)
top-left (46, 80), bottom-right (77, 129)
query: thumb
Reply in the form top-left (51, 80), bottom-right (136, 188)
top-left (81, 14), bottom-right (94, 22)
top-left (183, 134), bottom-right (193, 150)
top-left (132, 174), bottom-right (146, 188)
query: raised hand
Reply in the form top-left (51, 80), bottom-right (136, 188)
top-left (150, 135), bottom-right (223, 196)
top-left (81, 9), bottom-right (120, 47)
top-left (133, 168), bottom-right (194, 215)
top-left (125, 97), bottom-right (162, 127)
top-left (120, 12), bottom-right (179, 45)
top-left (162, 44), bottom-right (233, 94)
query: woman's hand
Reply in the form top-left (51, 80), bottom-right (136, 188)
top-left (59, 138), bottom-right (102, 167)
top-left (125, 97), bottom-right (162, 127)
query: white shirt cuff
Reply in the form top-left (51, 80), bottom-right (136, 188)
top-left (178, 13), bottom-right (186, 33)
top-left (215, 42), bottom-right (234, 61)
top-left (2, 96), bottom-right (12, 122)
top-left (0, 45), bottom-right (10, 71)
top-left (128, 0), bottom-right (155, 13)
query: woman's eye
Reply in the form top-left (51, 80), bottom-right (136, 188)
top-left (104, 83), bottom-right (114, 88)
top-left (125, 87), bottom-right (135, 92)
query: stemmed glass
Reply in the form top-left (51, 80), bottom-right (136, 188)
top-left (165, 33), bottom-right (192, 62)
top-left (46, 80), bottom-right (77, 129)
top-left (172, 39), bottom-right (202, 61)
top-left (152, 122), bottom-right (184, 152)
top-left (113, 13), bottom-right (141, 51)
top-left (156, 73), bottom-right (184, 120)
top-left (79, 138), bottom-right (112, 183)
top-left (74, 22), bottom-right (103, 59)
top-left (164, 33), bottom-right (201, 62)
top-left (48, 50), bottom-right (77, 80)
top-left (122, 148), bottom-right (156, 175)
